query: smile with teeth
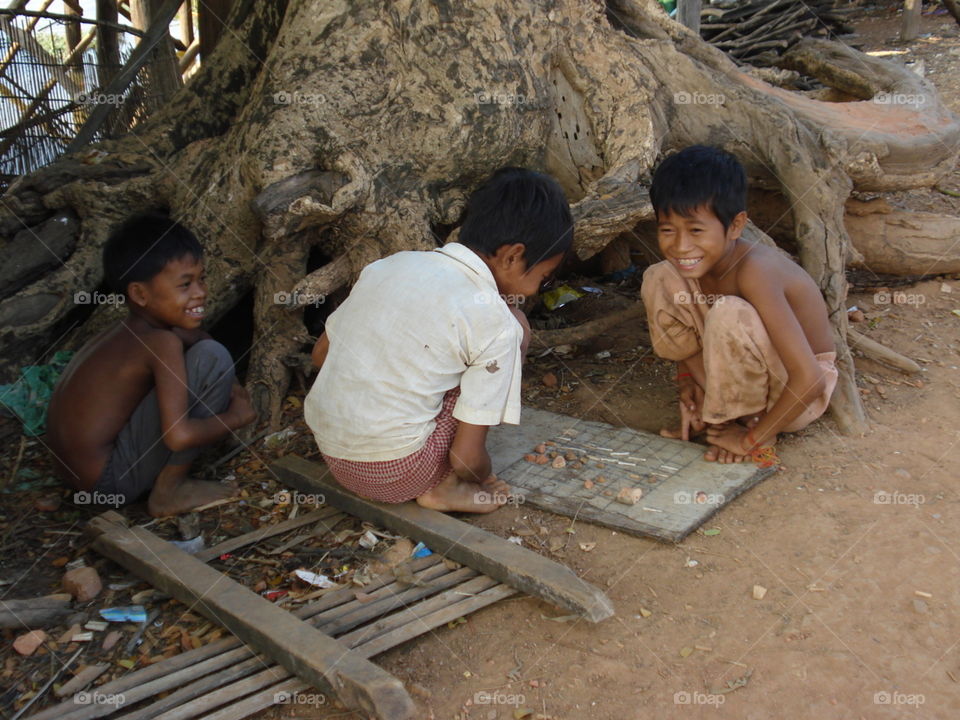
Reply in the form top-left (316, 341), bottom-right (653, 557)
top-left (186, 306), bottom-right (205, 317)
top-left (675, 257), bottom-right (703, 268)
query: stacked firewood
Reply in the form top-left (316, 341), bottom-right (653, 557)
top-left (701, 0), bottom-right (856, 65)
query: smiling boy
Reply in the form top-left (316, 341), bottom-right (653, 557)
top-left (641, 146), bottom-right (838, 463)
top-left (47, 213), bottom-right (256, 516)
top-left (305, 168), bottom-right (572, 512)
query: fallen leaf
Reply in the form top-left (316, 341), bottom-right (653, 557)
top-left (702, 528), bottom-right (721, 536)
top-left (679, 646), bottom-right (693, 658)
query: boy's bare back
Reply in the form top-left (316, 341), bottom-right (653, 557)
top-left (47, 319), bottom-right (179, 490)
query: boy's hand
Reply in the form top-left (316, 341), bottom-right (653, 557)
top-left (226, 383), bottom-right (257, 428)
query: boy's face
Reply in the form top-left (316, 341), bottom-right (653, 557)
top-left (656, 205), bottom-right (747, 279)
top-left (129, 255), bottom-right (207, 329)
top-left (485, 244), bottom-right (564, 302)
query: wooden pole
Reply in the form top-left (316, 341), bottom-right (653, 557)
top-left (198, 0), bottom-right (232, 62)
top-left (177, 0), bottom-right (193, 46)
top-left (96, 0), bottom-right (121, 89)
top-left (130, 0), bottom-right (182, 99)
top-left (901, 0), bottom-right (921, 41)
top-left (678, 0), bottom-right (701, 35)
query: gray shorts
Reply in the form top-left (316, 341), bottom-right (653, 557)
top-left (94, 340), bottom-right (234, 504)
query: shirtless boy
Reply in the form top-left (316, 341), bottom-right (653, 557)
top-left (641, 145), bottom-right (838, 463)
top-left (47, 213), bottom-right (256, 516)
top-left (304, 168), bottom-right (572, 512)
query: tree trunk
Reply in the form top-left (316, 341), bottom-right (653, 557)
top-left (2, 0), bottom-right (959, 434)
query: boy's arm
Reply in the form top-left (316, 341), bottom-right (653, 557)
top-left (311, 332), bottom-right (330, 369)
top-left (448, 421), bottom-right (491, 483)
top-left (147, 332), bottom-right (255, 452)
top-left (712, 266), bottom-right (827, 453)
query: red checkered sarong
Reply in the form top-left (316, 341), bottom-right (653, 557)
top-left (322, 388), bottom-right (460, 503)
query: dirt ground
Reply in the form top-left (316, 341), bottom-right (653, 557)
top-left (2, 4), bottom-right (959, 720)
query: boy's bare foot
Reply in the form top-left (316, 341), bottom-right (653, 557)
top-left (148, 465), bottom-right (237, 517)
top-left (703, 444), bottom-right (746, 464)
top-left (416, 472), bottom-right (510, 514)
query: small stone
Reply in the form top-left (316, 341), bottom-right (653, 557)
top-left (534, 454), bottom-right (550, 465)
top-left (564, 451), bottom-right (577, 461)
top-left (13, 630), bottom-right (48, 656)
top-left (596, 475), bottom-right (607, 483)
top-left (847, 309), bottom-right (866, 323)
top-left (534, 443), bottom-right (547, 454)
top-left (912, 598), bottom-right (929, 614)
top-left (570, 461), bottom-right (582, 469)
top-left (752, 585), bottom-right (768, 600)
top-left (542, 372), bottom-right (558, 388)
top-left (63, 567), bottom-right (102, 602)
top-left (379, 538), bottom-right (414, 568)
top-left (524, 453), bottom-right (538, 463)
top-left (551, 456), bottom-right (566, 469)
top-left (615, 487), bottom-right (643, 505)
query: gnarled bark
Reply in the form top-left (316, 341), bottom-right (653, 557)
top-left (2, 0), bottom-right (959, 432)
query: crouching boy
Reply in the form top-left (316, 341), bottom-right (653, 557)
top-left (305, 168), bottom-right (572, 512)
top-left (641, 146), bottom-right (838, 463)
top-left (47, 213), bottom-right (256, 516)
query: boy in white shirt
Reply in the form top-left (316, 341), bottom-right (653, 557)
top-left (304, 168), bottom-right (572, 512)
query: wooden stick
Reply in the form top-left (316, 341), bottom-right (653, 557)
top-left (271, 455), bottom-right (615, 622)
top-left (0, 592), bottom-right (73, 629)
top-left (529, 302), bottom-right (647, 351)
top-left (0, 8), bottom-right (144, 35)
top-left (195, 506), bottom-right (341, 561)
top-left (848, 328), bottom-right (921, 374)
top-left (87, 511), bottom-right (415, 720)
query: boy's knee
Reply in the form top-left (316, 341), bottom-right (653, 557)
top-left (186, 340), bottom-right (235, 383)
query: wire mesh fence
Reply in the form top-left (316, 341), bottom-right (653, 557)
top-left (0, 9), bottom-right (178, 192)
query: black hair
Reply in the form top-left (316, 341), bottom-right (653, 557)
top-left (649, 145), bottom-right (747, 230)
top-left (459, 167), bottom-right (573, 267)
top-left (102, 212), bottom-right (203, 296)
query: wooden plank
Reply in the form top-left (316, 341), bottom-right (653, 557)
top-left (337, 575), bottom-right (501, 648)
top-left (150, 667), bottom-right (288, 720)
top-left (271, 455), bottom-right (615, 622)
top-left (0, 593), bottom-right (72, 629)
top-left (86, 511), bottom-right (415, 720)
top-left (194, 506), bottom-right (342, 561)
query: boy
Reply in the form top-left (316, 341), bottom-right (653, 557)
top-left (47, 213), bottom-right (256, 516)
top-left (304, 168), bottom-right (572, 512)
top-left (641, 146), bottom-right (838, 463)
